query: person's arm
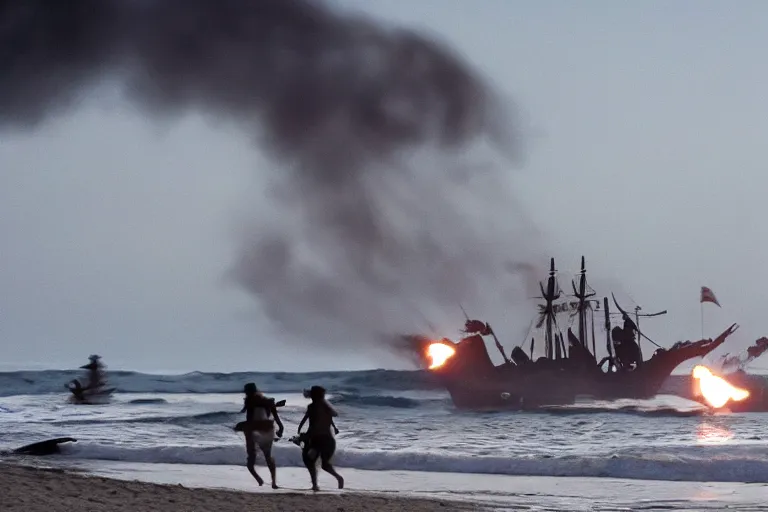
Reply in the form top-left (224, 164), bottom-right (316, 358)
top-left (324, 401), bottom-right (339, 433)
top-left (297, 408), bottom-right (309, 433)
top-left (271, 402), bottom-right (284, 438)
top-left (239, 398), bottom-right (247, 414)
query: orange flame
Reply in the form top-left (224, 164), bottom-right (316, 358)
top-left (427, 343), bottom-right (456, 369)
top-left (692, 365), bottom-right (750, 409)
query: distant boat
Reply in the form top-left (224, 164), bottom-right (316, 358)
top-left (67, 354), bottom-right (114, 405)
top-left (67, 385), bottom-right (116, 405)
top-left (417, 256), bottom-right (739, 411)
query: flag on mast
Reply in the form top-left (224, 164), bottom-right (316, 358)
top-left (700, 286), bottom-right (721, 307)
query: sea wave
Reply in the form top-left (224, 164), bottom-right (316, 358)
top-left (3, 370), bottom-right (766, 413)
top-left (11, 441), bottom-right (768, 483)
top-left (0, 369), bottom-right (443, 397)
top-left (536, 405), bottom-right (706, 417)
top-left (332, 393), bottom-right (446, 409)
top-left (21, 394), bottom-right (444, 427)
top-left (41, 410), bottom-right (242, 427)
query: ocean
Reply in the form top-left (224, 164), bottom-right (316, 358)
top-left (2, 369), bottom-right (767, 510)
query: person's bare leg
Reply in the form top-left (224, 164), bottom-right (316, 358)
top-left (257, 439), bottom-right (279, 489)
top-left (303, 448), bottom-right (319, 491)
top-left (265, 454), bottom-right (278, 489)
top-left (319, 438), bottom-right (343, 489)
top-left (245, 437), bottom-right (264, 486)
top-left (247, 461), bottom-right (264, 486)
top-left (321, 459), bottom-right (344, 489)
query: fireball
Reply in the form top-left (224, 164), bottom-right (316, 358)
top-left (692, 365), bottom-right (750, 409)
top-left (426, 342), bottom-right (456, 369)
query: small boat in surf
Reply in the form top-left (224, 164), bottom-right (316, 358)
top-left (415, 256), bottom-right (739, 411)
top-left (67, 354), bottom-right (115, 405)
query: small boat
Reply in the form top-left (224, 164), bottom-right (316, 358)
top-left (419, 256), bottom-right (739, 410)
top-left (68, 385), bottom-right (116, 405)
top-left (66, 354), bottom-right (114, 405)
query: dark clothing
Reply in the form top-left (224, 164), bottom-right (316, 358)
top-left (298, 395), bottom-right (343, 490)
top-left (238, 391), bottom-right (283, 488)
top-left (302, 401), bottom-right (338, 464)
top-left (80, 361), bottom-right (105, 390)
top-left (612, 320), bottom-right (642, 370)
top-left (240, 394), bottom-right (279, 461)
top-left (69, 380), bottom-right (85, 400)
top-left (303, 434), bottom-right (336, 463)
top-left (240, 395), bottom-right (278, 431)
top-left (242, 395), bottom-right (274, 421)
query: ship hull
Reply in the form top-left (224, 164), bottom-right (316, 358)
top-left (68, 387), bottom-right (115, 405)
top-left (438, 366), bottom-right (667, 410)
top-left (432, 325), bottom-right (738, 411)
top-left (439, 369), bottom-right (580, 410)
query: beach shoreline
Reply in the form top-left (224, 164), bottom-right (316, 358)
top-left (4, 458), bottom-right (767, 511)
top-left (0, 462), bottom-right (484, 512)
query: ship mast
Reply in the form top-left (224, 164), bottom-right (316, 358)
top-left (539, 258), bottom-right (561, 359)
top-left (603, 296), bottom-right (614, 368)
top-left (571, 256), bottom-right (596, 355)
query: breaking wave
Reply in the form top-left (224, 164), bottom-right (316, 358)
top-left (41, 410), bottom-right (241, 427)
top-left (332, 393), bottom-right (445, 409)
top-left (13, 441), bottom-right (768, 483)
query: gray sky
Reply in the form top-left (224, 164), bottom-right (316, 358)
top-left (2, 1), bottom-right (767, 372)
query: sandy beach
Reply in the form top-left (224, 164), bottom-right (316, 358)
top-left (0, 463), bottom-right (482, 512)
top-left (4, 459), bottom-right (767, 511)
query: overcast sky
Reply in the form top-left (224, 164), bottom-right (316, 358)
top-left (2, 1), bottom-right (767, 373)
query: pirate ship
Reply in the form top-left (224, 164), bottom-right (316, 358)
top-left (424, 257), bottom-right (739, 410)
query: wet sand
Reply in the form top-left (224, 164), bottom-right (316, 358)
top-left (0, 463), bottom-right (482, 512)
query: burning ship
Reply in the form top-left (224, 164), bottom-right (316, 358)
top-left (687, 337), bottom-right (768, 412)
top-left (421, 257), bottom-right (739, 410)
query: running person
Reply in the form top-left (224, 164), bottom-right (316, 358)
top-left (236, 383), bottom-right (284, 488)
top-left (297, 385), bottom-right (344, 491)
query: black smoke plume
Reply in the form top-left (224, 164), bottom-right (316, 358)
top-left (1, 0), bottom-right (541, 354)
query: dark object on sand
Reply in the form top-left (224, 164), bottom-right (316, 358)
top-left (417, 256), bottom-right (739, 410)
top-left (14, 437), bottom-right (77, 456)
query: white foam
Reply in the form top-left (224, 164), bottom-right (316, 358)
top-left (54, 440), bottom-right (768, 483)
